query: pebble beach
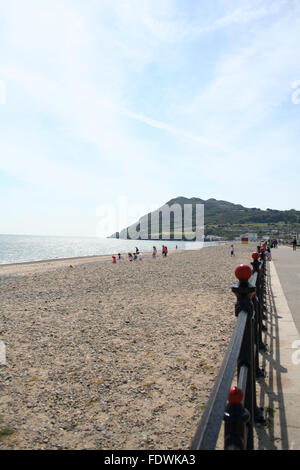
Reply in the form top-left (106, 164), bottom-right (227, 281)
top-left (0, 242), bottom-right (257, 450)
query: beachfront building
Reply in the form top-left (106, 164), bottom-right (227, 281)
top-left (240, 232), bottom-right (258, 242)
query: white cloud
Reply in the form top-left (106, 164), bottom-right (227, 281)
top-left (1, 0), bottom-right (300, 236)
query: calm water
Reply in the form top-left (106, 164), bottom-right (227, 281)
top-left (0, 234), bottom-right (219, 265)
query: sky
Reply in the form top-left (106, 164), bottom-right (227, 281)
top-left (1, 0), bottom-right (300, 236)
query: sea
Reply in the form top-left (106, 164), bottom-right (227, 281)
top-left (0, 234), bottom-right (220, 265)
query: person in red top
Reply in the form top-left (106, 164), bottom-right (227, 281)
top-left (162, 245), bottom-right (168, 257)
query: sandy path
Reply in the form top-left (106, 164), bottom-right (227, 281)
top-left (0, 242), bottom-right (257, 449)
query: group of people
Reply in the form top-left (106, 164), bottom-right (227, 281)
top-left (263, 240), bottom-right (273, 260)
top-left (259, 239), bottom-right (278, 260)
top-left (268, 239), bottom-right (278, 248)
top-left (230, 238), bottom-right (279, 259)
top-left (112, 245), bottom-right (168, 264)
top-left (151, 245), bottom-right (168, 258)
top-left (269, 238), bottom-right (298, 250)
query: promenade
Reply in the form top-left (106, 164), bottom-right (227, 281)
top-left (273, 246), bottom-right (300, 335)
top-left (255, 246), bottom-right (300, 450)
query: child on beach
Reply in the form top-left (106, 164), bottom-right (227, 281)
top-left (152, 246), bottom-right (157, 258)
top-left (230, 245), bottom-right (235, 256)
top-left (128, 253), bottom-right (134, 262)
top-left (117, 253), bottom-right (123, 262)
top-left (138, 252), bottom-right (143, 261)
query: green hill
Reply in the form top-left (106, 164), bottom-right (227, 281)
top-left (167, 197), bottom-right (300, 225)
top-left (109, 196), bottom-right (300, 240)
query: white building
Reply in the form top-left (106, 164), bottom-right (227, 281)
top-left (240, 232), bottom-right (258, 242)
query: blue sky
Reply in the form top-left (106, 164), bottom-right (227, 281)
top-left (1, 0), bottom-right (300, 236)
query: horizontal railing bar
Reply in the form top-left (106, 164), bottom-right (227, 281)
top-left (190, 310), bottom-right (248, 450)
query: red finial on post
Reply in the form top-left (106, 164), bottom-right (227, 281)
top-left (235, 264), bottom-right (252, 281)
top-left (228, 386), bottom-right (244, 405)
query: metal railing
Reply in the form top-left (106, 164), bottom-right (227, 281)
top-left (190, 246), bottom-right (268, 450)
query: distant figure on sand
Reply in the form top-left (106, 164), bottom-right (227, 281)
top-left (138, 252), bottom-right (143, 261)
top-left (230, 245), bottom-right (235, 257)
top-left (135, 247), bottom-right (139, 254)
top-left (152, 246), bottom-right (157, 258)
top-left (128, 253), bottom-right (134, 262)
top-left (117, 253), bottom-right (122, 262)
top-left (293, 238), bottom-right (297, 251)
top-left (162, 245), bottom-right (168, 257)
top-left (112, 255), bottom-right (117, 264)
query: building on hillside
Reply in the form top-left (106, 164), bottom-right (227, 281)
top-left (205, 235), bottom-right (223, 241)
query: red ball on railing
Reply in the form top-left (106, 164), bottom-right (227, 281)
top-left (235, 264), bottom-right (252, 281)
top-left (252, 252), bottom-right (260, 260)
top-left (228, 386), bottom-right (244, 405)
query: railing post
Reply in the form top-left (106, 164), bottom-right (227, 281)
top-left (252, 293), bottom-right (265, 378)
top-left (251, 251), bottom-right (268, 355)
top-left (258, 248), bottom-right (268, 331)
top-left (232, 264), bottom-right (256, 449)
top-left (251, 253), bottom-right (268, 425)
top-left (224, 386), bottom-right (249, 450)
top-left (260, 247), bottom-right (267, 316)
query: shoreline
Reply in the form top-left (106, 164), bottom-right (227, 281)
top-left (0, 242), bottom-right (228, 271)
top-left (0, 247), bottom-right (193, 276)
top-left (0, 253), bottom-right (125, 269)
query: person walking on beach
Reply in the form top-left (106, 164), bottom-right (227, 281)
top-left (162, 245), bottom-right (168, 257)
top-left (293, 238), bottom-right (297, 251)
top-left (152, 246), bottom-right (157, 258)
top-left (230, 245), bottom-right (235, 257)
